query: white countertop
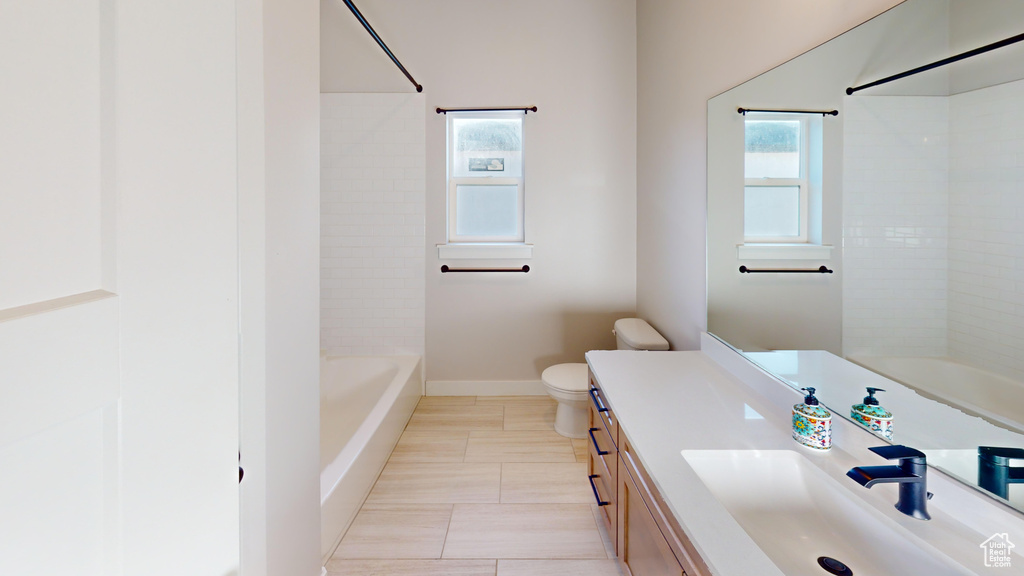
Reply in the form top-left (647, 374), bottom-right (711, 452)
top-left (585, 335), bottom-right (1024, 576)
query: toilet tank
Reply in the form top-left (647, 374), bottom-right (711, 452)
top-left (613, 318), bottom-right (669, 351)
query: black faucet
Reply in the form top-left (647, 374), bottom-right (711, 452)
top-left (847, 445), bottom-right (931, 520)
top-left (978, 446), bottom-right (1024, 499)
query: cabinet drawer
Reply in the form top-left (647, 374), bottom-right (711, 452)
top-left (588, 446), bottom-right (616, 537)
top-left (619, 436), bottom-right (709, 576)
top-left (588, 424), bottom-right (617, 488)
top-left (588, 374), bottom-right (618, 447)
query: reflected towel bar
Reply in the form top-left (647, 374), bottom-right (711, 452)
top-left (738, 107), bottom-right (838, 116)
top-left (739, 265), bottom-right (833, 274)
top-left (441, 265), bottom-right (530, 273)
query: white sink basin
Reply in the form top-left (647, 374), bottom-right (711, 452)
top-left (681, 450), bottom-right (972, 576)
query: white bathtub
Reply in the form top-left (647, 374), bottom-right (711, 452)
top-left (319, 355), bottom-right (422, 563)
top-left (848, 356), bottom-right (1024, 434)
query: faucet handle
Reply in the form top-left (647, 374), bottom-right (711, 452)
top-left (979, 446), bottom-right (1024, 464)
top-left (869, 445), bottom-right (926, 463)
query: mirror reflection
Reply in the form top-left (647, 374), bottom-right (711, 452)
top-left (707, 0), bottom-right (1024, 510)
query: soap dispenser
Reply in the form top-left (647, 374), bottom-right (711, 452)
top-left (793, 387), bottom-right (832, 450)
top-left (851, 387), bottom-right (893, 441)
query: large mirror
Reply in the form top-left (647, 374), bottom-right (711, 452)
top-left (708, 0), bottom-right (1024, 510)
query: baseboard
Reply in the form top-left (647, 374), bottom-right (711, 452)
top-left (425, 380), bottom-right (547, 396)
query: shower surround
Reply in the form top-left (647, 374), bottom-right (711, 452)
top-left (843, 78), bottom-right (1024, 382)
top-left (320, 93), bottom-right (426, 356)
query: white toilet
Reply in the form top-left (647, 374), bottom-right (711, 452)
top-left (541, 318), bottom-right (669, 438)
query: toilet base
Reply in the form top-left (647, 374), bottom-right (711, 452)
top-left (553, 399), bottom-right (589, 439)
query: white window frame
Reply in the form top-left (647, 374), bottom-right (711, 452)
top-left (743, 113), bottom-right (810, 244)
top-left (446, 111), bottom-right (526, 244)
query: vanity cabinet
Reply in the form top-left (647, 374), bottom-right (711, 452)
top-left (588, 374), bottom-right (618, 542)
top-left (589, 370), bottom-right (710, 576)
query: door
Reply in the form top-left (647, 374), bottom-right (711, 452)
top-left (1, 2), bottom-right (242, 574)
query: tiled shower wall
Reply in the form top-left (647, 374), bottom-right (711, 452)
top-left (320, 93), bottom-right (425, 356)
top-left (842, 97), bottom-right (950, 357)
top-left (948, 79), bottom-right (1024, 381)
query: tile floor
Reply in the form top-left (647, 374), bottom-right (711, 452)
top-left (326, 395), bottom-right (623, 576)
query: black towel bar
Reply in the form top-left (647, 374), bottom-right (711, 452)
top-left (441, 265), bottom-right (529, 273)
top-left (739, 265), bottom-right (833, 274)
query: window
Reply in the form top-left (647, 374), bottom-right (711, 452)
top-left (447, 111), bottom-right (525, 243)
top-left (743, 114), bottom-right (810, 243)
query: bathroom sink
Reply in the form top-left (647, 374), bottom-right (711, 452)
top-left (681, 450), bottom-right (973, 576)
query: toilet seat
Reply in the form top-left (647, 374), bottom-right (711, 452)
top-left (541, 363), bottom-right (589, 394)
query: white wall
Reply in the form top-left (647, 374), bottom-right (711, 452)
top-left (843, 96), bottom-right (950, 357)
top-left (240, 0), bottom-right (323, 575)
top-left (322, 0), bottom-right (637, 387)
top-left (321, 93), bottom-right (425, 356)
top-left (637, 0), bottom-right (906, 351)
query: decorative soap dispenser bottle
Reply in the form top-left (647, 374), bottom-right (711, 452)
top-left (793, 387), bottom-right (832, 450)
top-left (851, 387), bottom-right (893, 441)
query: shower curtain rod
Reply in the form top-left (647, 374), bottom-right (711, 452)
top-left (343, 0), bottom-right (422, 93)
top-left (846, 31), bottom-right (1024, 95)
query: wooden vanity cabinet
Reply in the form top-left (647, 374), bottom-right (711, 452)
top-left (588, 370), bottom-right (710, 576)
top-left (587, 374), bottom-right (618, 543)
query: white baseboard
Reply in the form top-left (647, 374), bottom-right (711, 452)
top-left (425, 380), bottom-right (547, 396)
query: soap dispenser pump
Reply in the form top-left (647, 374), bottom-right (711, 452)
top-left (793, 387), bottom-right (832, 450)
top-left (851, 387), bottom-right (893, 441)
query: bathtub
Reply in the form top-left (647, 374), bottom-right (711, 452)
top-left (319, 355), bottom-right (422, 563)
top-left (847, 356), bottom-right (1024, 434)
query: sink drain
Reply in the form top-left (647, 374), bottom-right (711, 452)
top-left (817, 556), bottom-right (853, 576)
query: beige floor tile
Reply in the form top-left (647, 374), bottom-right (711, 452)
top-left (366, 462), bottom-right (501, 504)
top-left (572, 438), bottom-right (589, 463)
top-left (503, 402), bottom-right (556, 431)
top-left (326, 559), bottom-right (497, 576)
top-left (497, 559), bottom-right (624, 576)
top-left (500, 463), bottom-right (591, 503)
top-left (389, 430), bottom-right (469, 463)
top-left (442, 503), bottom-right (607, 559)
top-left (417, 396), bottom-right (477, 408)
top-left (333, 504), bottom-right (452, 559)
top-left (407, 404), bottom-right (504, 432)
top-left (475, 395), bottom-right (553, 406)
top-left (465, 430), bottom-right (576, 463)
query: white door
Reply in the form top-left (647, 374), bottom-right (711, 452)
top-left (1, 2), bottom-right (240, 574)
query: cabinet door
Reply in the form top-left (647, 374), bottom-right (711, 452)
top-left (618, 457), bottom-right (685, 576)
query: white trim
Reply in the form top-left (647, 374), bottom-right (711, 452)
top-left (737, 243), bottom-right (833, 260)
top-left (437, 243), bottom-right (533, 260)
top-left (425, 379), bottom-right (547, 396)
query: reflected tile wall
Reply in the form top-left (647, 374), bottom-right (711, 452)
top-left (948, 79), bottom-right (1024, 381)
top-left (320, 93), bottom-right (426, 356)
top-left (842, 96), bottom-right (949, 357)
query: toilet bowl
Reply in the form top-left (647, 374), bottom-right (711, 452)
top-left (541, 363), bottom-right (590, 439)
top-left (542, 318), bottom-right (669, 438)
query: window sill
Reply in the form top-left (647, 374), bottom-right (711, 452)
top-left (437, 243), bottom-right (533, 260)
top-left (737, 243), bottom-right (833, 260)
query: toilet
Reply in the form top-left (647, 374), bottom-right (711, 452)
top-left (541, 318), bottom-right (669, 438)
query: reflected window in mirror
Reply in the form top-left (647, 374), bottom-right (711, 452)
top-left (743, 113), bottom-right (821, 244)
